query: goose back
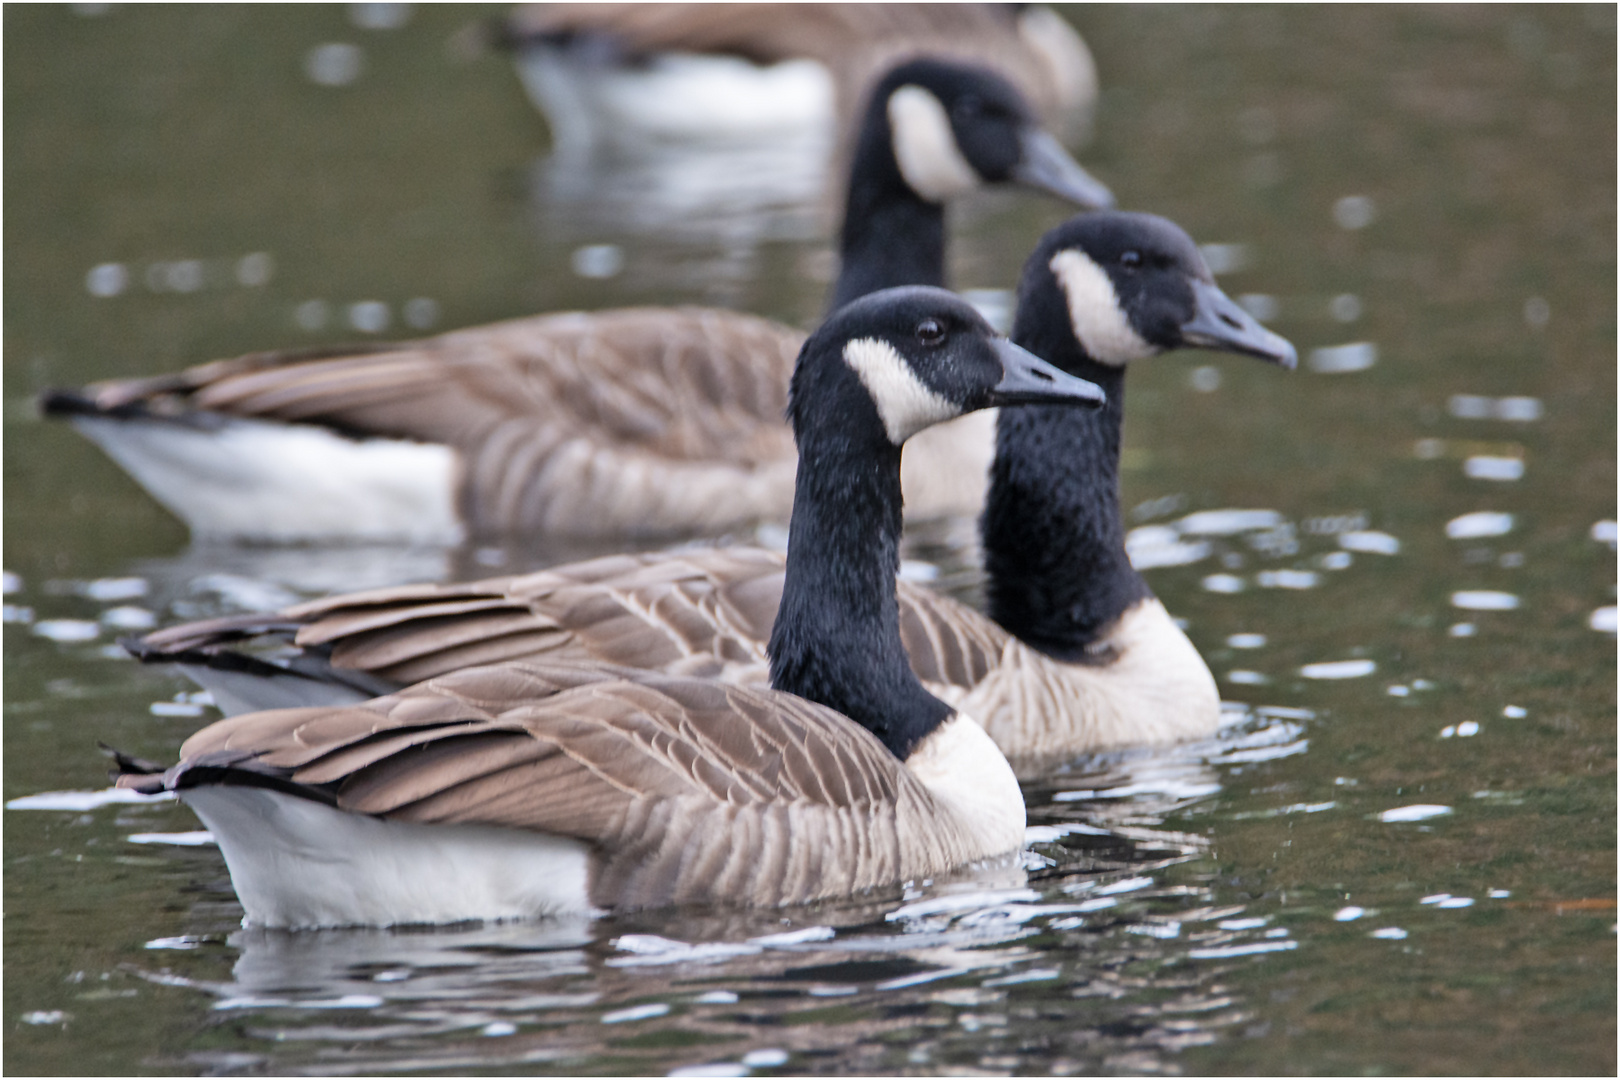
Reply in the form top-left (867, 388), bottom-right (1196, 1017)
top-left (128, 660), bottom-right (1012, 917)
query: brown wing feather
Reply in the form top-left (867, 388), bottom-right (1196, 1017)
top-left (174, 660), bottom-right (971, 908)
top-left (137, 550), bottom-right (1011, 704)
top-left (76, 308), bottom-right (805, 537)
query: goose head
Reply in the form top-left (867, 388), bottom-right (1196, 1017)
top-left (1015, 210), bottom-right (1298, 372)
top-left (792, 285), bottom-right (1106, 449)
top-left (865, 58), bottom-right (1114, 210)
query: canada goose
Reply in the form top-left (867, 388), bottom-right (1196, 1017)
top-left (499, 4), bottom-right (1098, 157)
top-left (111, 287), bottom-right (1109, 926)
top-left (132, 213), bottom-right (1296, 763)
top-left (43, 58), bottom-right (1111, 544)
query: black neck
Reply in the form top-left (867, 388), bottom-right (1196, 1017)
top-left (768, 418), bottom-right (954, 760)
top-left (830, 116), bottom-right (948, 310)
top-left (983, 324), bottom-right (1151, 660)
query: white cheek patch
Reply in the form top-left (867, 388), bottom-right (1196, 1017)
top-left (842, 337), bottom-right (962, 444)
top-left (1049, 249), bottom-right (1157, 367)
top-left (888, 85), bottom-right (981, 203)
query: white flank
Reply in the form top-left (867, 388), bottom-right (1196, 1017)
top-left (515, 47), bottom-right (835, 153)
top-left (1048, 249), bottom-right (1156, 367)
top-left (887, 85), bottom-right (981, 203)
top-left (904, 714), bottom-right (1025, 856)
top-left (842, 338), bottom-right (962, 444)
top-left (71, 416), bottom-right (463, 544)
top-left (182, 787), bottom-right (594, 928)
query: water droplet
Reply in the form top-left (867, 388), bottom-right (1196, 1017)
top-left (1329, 293), bottom-right (1362, 322)
top-left (1202, 574), bottom-right (1245, 594)
top-left (742, 1049), bottom-right (790, 1068)
top-left (1339, 530), bottom-right (1400, 555)
top-left (32, 619), bottom-right (101, 643)
top-left (1370, 927), bottom-right (1407, 940)
top-left (481, 1021), bottom-right (516, 1037)
top-left (1320, 551), bottom-right (1353, 570)
top-left (1451, 590), bottom-right (1518, 611)
top-left (1456, 721), bottom-right (1480, 737)
top-left (1449, 622), bottom-right (1477, 637)
top-left (1308, 341), bottom-right (1377, 374)
top-left (1226, 670), bottom-right (1269, 685)
top-left (85, 262), bottom-right (127, 298)
top-left (1188, 365), bottom-right (1222, 392)
top-left (306, 42), bottom-right (364, 86)
top-left (235, 252), bottom-right (274, 287)
top-left (1446, 511), bottom-right (1514, 539)
top-left (347, 301), bottom-right (390, 333)
top-left (572, 244), bottom-right (624, 279)
top-left (1501, 705), bottom-right (1526, 719)
top-left (1495, 396), bottom-right (1542, 421)
top-left (1300, 658), bottom-right (1376, 679)
top-left (1589, 520), bottom-right (1617, 546)
top-left (1258, 569), bottom-right (1319, 589)
top-left (1387, 685), bottom-right (1410, 697)
top-left (81, 577), bottom-right (147, 601)
top-left (1589, 606), bottom-right (1617, 633)
top-left (1227, 633), bottom-right (1267, 649)
top-left (1334, 906), bottom-right (1365, 922)
top-left (1448, 393), bottom-right (1494, 419)
top-left (349, 2), bottom-right (411, 30)
top-left (101, 606), bottom-right (156, 630)
top-left (1332, 195), bottom-right (1376, 229)
top-left (1379, 804), bottom-right (1451, 823)
top-left (601, 1002), bottom-right (670, 1024)
top-left (1463, 456), bottom-right (1524, 481)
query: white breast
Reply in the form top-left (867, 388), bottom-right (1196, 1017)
top-left (904, 714), bottom-right (1026, 857)
top-left (959, 597), bottom-right (1222, 761)
top-left (182, 787), bottom-right (596, 929)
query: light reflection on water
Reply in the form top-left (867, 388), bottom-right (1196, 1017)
top-left (4, 4), bottom-right (1614, 1076)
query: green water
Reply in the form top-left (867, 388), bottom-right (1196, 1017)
top-left (5, 5), bottom-right (1614, 1075)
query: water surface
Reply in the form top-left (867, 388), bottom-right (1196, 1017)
top-left (5, 5), bottom-right (1614, 1075)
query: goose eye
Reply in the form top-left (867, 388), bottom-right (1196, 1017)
top-left (954, 95), bottom-right (984, 120)
top-left (1120, 250), bottom-right (1142, 269)
top-left (915, 318), bottom-right (947, 346)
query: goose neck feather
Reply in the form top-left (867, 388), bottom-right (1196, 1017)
top-left (831, 73), bottom-right (948, 309)
top-left (768, 408), bottom-right (953, 761)
top-left (984, 293), bottom-right (1150, 658)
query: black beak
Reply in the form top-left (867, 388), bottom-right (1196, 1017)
top-left (990, 339), bottom-right (1106, 408)
top-left (1180, 279), bottom-right (1298, 369)
top-left (1012, 128), bottom-right (1115, 211)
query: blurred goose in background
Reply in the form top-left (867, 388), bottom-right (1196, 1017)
top-left (499, 3), bottom-right (1098, 160)
top-left (44, 58), bottom-right (1111, 545)
top-left (111, 287), bottom-right (1109, 927)
top-left (131, 213), bottom-right (1296, 765)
